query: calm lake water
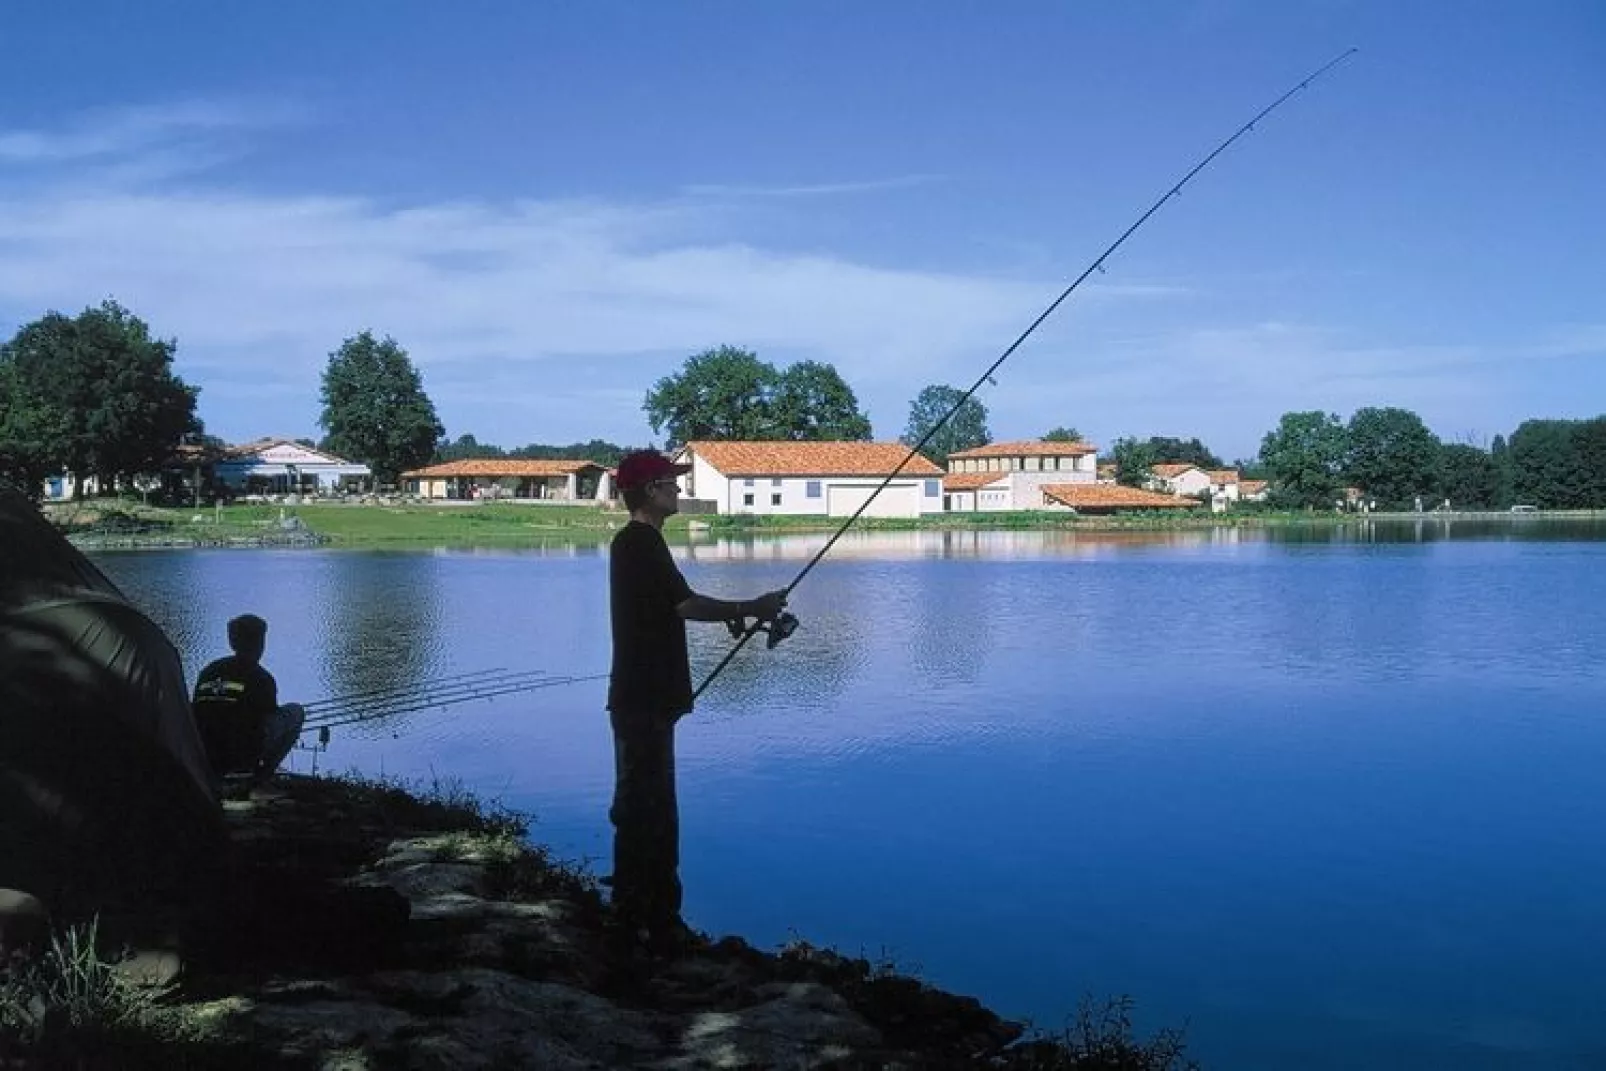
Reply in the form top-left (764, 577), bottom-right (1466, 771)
top-left (94, 519), bottom-right (1606, 1070)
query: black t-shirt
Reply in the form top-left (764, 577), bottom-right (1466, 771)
top-left (608, 520), bottom-right (694, 715)
top-left (192, 654), bottom-right (279, 775)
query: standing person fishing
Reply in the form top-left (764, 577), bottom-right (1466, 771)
top-left (606, 449), bottom-right (787, 962)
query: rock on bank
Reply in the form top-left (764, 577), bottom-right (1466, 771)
top-left (143, 773), bottom-right (1037, 1069)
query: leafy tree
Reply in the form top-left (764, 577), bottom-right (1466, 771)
top-left (1505, 417), bottom-right (1606, 509)
top-left (643, 346), bottom-right (870, 448)
top-left (508, 439), bottom-right (640, 467)
top-left (643, 346), bottom-right (779, 449)
top-left (1574, 417), bottom-right (1606, 508)
top-left (1259, 410), bottom-right (1348, 509)
top-left (0, 300), bottom-right (198, 494)
top-left (1043, 426), bottom-right (1083, 442)
top-left (1234, 457), bottom-right (1270, 481)
top-left (1343, 407), bottom-right (1442, 510)
top-left (0, 359), bottom-right (61, 497)
top-left (319, 331), bottom-right (444, 486)
top-left (435, 433), bottom-right (507, 462)
top-left (1438, 443), bottom-right (1500, 509)
top-left (901, 384), bottom-right (990, 466)
top-left (1144, 436), bottom-right (1223, 470)
top-left (769, 360), bottom-right (872, 441)
top-left (1489, 434), bottom-right (1513, 508)
top-left (1110, 437), bottom-right (1158, 488)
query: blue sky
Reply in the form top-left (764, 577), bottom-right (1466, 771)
top-left (1, 1), bottom-right (1601, 461)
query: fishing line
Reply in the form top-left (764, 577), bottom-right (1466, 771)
top-left (692, 48), bottom-right (1358, 702)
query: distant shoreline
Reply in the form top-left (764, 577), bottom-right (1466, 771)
top-left (53, 499), bottom-right (1606, 551)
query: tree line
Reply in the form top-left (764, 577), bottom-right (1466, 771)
top-left (0, 302), bottom-right (450, 497)
top-left (1255, 407), bottom-right (1606, 511)
top-left (3, 302), bottom-right (1602, 511)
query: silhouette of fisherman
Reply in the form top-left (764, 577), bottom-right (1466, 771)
top-left (606, 449), bottom-right (786, 964)
top-left (192, 614), bottom-right (304, 789)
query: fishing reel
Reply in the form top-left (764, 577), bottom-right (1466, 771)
top-left (726, 610), bottom-right (800, 650)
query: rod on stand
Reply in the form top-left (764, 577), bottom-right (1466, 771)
top-left (297, 669), bottom-right (610, 739)
top-left (303, 669), bottom-right (555, 726)
top-left (300, 666), bottom-right (512, 716)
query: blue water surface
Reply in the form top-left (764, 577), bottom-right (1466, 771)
top-left (96, 520), bottom-right (1606, 1070)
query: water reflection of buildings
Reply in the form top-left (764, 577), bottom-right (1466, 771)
top-left (679, 527), bottom-right (1247, 563)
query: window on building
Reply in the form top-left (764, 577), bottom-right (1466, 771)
top-left (925, 479), bottom-right (940, 497)
top-left (744, 478), bottom-right (754, 487)
top-left (806, 480), bottom-right (822, 498)
top-left (772, 477), bottom-right (783, 487)
top-left (771, 493), bottom-right (782, 506)
top-left (743, 493), bottom-right (754, 506)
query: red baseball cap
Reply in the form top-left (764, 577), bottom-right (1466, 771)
top-left (615, 449), bottom-right (692, 490)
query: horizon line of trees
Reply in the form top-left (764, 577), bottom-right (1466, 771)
top-left (1254, 407), bottom-right (1606, 512)
top-left (5, 306), bottom-right (1604, 512)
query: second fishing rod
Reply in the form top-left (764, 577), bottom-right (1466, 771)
top-left (693, 49), bottom-right (1357, 703)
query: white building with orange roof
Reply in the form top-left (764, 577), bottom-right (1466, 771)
top-left (1207, 468), bottom-right (1241, 502)
top-left (400, 458), bottom-right (610, 501)
top-left (941, 439), bottom-right (1099, 511)
top-left (674, 441), bottom-right (945, 517)
top-left (1147, 462), bottom-right (1211, 498)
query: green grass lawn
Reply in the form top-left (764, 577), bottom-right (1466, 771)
top-left (53, 500), bottom-right (631, 547)
top-left (273, 502), bottom-right (626, 543)
top-left (50, 497), bottom-right (1374, 549)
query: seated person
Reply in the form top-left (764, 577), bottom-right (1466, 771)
top-left (192, 614), bottom-right (304, 786)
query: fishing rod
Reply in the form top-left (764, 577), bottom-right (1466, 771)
top-left (300, 672), bottom-right (610, 736)
top-left (300, 667), bottom-right (513, 716)
top-left (693, 48), bottom-right (1358, 702)
top-left (302, 669), bottom-right (555, 726)
top-left (304, 674), bottom-right (545, 726)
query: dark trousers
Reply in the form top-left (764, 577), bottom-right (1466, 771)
top-left (608, 707), bottom-right (682, 932)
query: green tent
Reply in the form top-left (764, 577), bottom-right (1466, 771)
top-left (0, 490), bottom-right (221, 915)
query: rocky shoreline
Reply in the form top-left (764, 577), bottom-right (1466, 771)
top-left (1, 772), bottom-right (1194, 1070)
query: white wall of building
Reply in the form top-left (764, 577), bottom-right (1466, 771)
top-left (684, 456), bottom-right (943, 517)
top-left (216, 443), bottom-right (370, 492)
top-left (1152, 467), bottom-right (1211, 498)
top-left (948, 454), bottom-right (1096, 476)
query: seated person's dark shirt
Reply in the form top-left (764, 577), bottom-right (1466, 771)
top-left (608, 520), bottom-right (695, 717)
top-left (192, 655), bottom-right (278, 776)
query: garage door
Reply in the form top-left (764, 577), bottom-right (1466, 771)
top-left (826, 482), bottom-right (920, 518)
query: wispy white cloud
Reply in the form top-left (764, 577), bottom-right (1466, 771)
top-left (3, 100), bottom-right (1585, 454)
top-left (983, 318), bottom-right (1606, 458)
top-left (0, 100), bottom-right (302, 168)
top-left (0, 106), bottom-right (1171, 444)
top-left (680, 174), bottom-right (941, 198)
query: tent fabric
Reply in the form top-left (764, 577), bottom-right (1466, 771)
top-left (0, 490), bottom-right (220, 909)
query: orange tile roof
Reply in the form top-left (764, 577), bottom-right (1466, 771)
top-left (1240, 479), bottom-right (1269, 496)
top-left (401, 459), bottom-right (601, 479)
top-left (947, 439), bottom-right (1097, 459)
top-left (1208, 469), bottom-right (1240, 484)
top-left (942, 472), bottom-right (1004, 491)
top-left (682, 441), bottom-right (943, 477)
top-left (1041, 484), bottom-right (1199, 510)
top-left (1151, 463), bottom-right (1202, 479)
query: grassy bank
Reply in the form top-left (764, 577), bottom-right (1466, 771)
top-left (53, 500), bottom-right (626, 548)
top-left (51, 497), bottom-right (1601, 550)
